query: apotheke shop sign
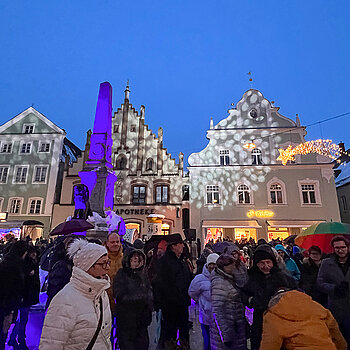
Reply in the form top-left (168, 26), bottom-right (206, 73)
top-left (115, 208), bottom-right (156, 216)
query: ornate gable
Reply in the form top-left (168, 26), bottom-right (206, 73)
top-left (215, 89), bottom-right (296, 129)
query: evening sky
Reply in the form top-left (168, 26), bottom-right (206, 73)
top-left (1, 0), bottom-right (349, 162)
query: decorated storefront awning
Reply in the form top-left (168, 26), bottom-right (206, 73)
top-left (202, 220), bottom-right (261, 229)
top-left (267, 220), bottom-right (325, 228)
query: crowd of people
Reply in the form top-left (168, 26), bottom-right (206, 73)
top-left (0, 232), bottom-right (350, 349)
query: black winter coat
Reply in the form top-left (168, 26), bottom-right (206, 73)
top-left (154, 249), bottom-right (192, 318)
top-left (46, 256), bottom-right (72, 306)
top-left (22, 257), bottom-right (40, 307)
top-left (0, 253), bottom-right (25, 313)
top-left (242, 266), bottom-right (297, 350)
top-left (300, 258), bottom-right (327, 307)
top-left (113, 251), bottom-right (153, 331)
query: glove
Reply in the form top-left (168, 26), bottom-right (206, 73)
top-left (224, 341), bottom-right (232, 348)
top-left (334, 281), bottom-right (349, 297)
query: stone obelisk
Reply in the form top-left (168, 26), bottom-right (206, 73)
top-left (79, 82), bottom-right (117, 216)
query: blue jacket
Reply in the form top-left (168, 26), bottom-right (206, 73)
top-left (275, 244), bottom-right (301, 281)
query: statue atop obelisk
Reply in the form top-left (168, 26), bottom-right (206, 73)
top-left (79, 82), bottom-right (117, 216)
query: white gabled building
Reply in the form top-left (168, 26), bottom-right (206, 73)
top-left (188, 89), bottom-right (340, 243)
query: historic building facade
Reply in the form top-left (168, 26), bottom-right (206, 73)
top-left (335, 144), bottom-right (350, 224)
top-left (111, 85), bottom-right (189, 238)
top-left (0, 107), bottom-right (80, 237)
top-left (188, 89), bottom-right (340, 243)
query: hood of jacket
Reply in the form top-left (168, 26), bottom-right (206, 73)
top-left (275, 244), bottom-right (290, 256)
top-left (122, 248), bottom-right (146, 271)
top-left (202, 264), bottom-right (211, 279)
top-left (267, 290), bottom-right (327, 321)
top-left (70, 266), bottom-right (110, 299)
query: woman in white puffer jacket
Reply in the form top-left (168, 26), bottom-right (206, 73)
top-left (40, 239), bottom-right (112, 350)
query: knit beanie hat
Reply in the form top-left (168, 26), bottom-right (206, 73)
top-left (216, 254), bottom-right (235, 269)
top-left (67, 239), bottom-right (107, 272)
top-left (206, 253), bottom-right (220, 265)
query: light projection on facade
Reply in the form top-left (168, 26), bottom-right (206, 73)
top-left (277, 139), bottom-right (341, 165)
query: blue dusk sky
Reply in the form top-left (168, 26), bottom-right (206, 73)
top-left (1, 0), bottom-right (350, 161)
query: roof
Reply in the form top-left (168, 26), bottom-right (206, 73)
top-left (336, 161), bottom-right (350, 187)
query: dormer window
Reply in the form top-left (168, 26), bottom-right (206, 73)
top-left (23, 123), bottom-right (35, 134)
top-left (219, 150), bottom-right (230, 166)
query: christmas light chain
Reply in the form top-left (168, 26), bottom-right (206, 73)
top-left (277, 139), bottom-right (342, 165)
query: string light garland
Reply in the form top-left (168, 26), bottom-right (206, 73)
top-left (243, 142), bottom-right (256, 150)
top-left (277, 139), bottom-right (342, 165)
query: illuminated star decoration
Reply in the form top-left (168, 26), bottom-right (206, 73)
top-left (277, 140), bottom-right (342, 165)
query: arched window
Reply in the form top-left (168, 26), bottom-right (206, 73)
top-left (237, 184), bottom-right (251, 204)
top-left (251, 148), bottom-right (263, 165)
top-left (146, 158), bottom-right (154, 171)
top-left (116, 155), bottom-right (127, 170)
top-left (270, 183), bottom-right (283, 204)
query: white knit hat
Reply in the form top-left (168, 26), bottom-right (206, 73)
top-left (67, 239), bottom-right (108, 272)
top-left (206, 253), bottom-right (220, 265)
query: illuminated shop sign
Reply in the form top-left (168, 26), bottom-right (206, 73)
top-left (246, 209), bottom-right (274, 218)
top-left (115, 208), bottom-right (156, 216)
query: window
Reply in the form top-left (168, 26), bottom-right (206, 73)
top-left (301, 184), bottom-right (316, 204)
top-left (146, 158), bottom-right (154, 171)
top-left (39, 142), bottom-right (50, 153)
top-left (23, 124), bottom-right (35, 134)
top-left (220, 150), bottom-right (230, 166)
top-left (113, 125), bottom-right (119, 133)
top-left (298, 180), bottom-right (321, 205)
top-left (0, 166), bottom-right (9, 183)
top-left (182, 185), bottom-right (189, 201)
top-left (8, 198), bottom-right (23, 214)
top-left (270, 183), bottom-right (283, 204)
top-left (14, 166), bottom-right (28, 183)
top-left (155, 185), bottom-right (169, 204)
top-left (29, 198), bottom-right (42, 214)
top-left (132, 186), bottom-right (146, 204)
top-left (0, 142), bottom-right (12, 153)
top-left (130, 124), bottom-right (136, 132)
top-left (20, 143), bottom-right (32, 154)
top-left (33, 166), bottom-right (48, 183)
top-left (0, 197), bottom-right (3, 211)
top-left (237, 184), bottom-right (251, 204)
top-left (206, 185), bottom-right (220, 204)
top-left (251, 148), bottom-right (263, 165)
top-left (341, 196), bottom-right (348, 211)
top-left (116, 155), bottom-right (127, 170)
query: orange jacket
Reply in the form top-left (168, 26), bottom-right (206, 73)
top-left (260, 290), bottom-right (346, 350)
top-left (106, 248), bottom-right (123, 315)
